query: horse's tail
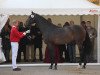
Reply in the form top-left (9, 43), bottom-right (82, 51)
top-left (83, 31), bottom-right (92, 55)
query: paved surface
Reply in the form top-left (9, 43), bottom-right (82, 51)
top-left (0, 65), bottom-right (100, 75)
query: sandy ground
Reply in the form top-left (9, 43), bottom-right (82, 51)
top-left (0, 65), bottom-right (100, 75)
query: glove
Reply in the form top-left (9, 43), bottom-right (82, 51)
top-left (23, 32), bottom-right (26, 35)
top-left (25, 30), bottom-right (30, 34)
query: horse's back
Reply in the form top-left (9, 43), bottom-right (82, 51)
top-left (71, 25), bottom-right (85, 32)
top-left (71, 25), bottom-right (86, 43)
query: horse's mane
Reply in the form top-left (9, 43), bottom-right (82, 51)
top-left (35, 14), bottom-right (59, 28)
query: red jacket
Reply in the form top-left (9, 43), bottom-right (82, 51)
top-left (10, 26), bottom-right (25, 42)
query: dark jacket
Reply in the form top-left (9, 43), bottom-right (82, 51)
top-left (33, 25), bottom-right (42, 48)
top-left (25, 25), bottom-right (35, 45)
top-left (18, 24), bottom-right (27, 45)
top-left (0, 25), bottom-right (11, 50)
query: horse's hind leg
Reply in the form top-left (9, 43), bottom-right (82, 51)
top-left (79, 50), bottom-right (82, 68)
top-left (82, 54), bottom-right (87, 69)
top-left (78, 44), bottom-right (83, 69)
top-left (47, 44), bottom-right (55, 69)
top-left (80, 47), bottom-right (87, 69)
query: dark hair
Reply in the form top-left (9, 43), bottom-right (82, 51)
top-left (81, 21), bottom-right (86, 25)
top-left (81, 21), bottom-right (87, 29)
top-left (63, 22), bottom-right (70, 27)
top-left (47, 18), bottom-right (52, 23)
top-left (6, 18), bottom-right (10, 25)
top-left (87, 21), bottom-right (91, 23)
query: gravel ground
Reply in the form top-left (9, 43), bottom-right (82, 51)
top-left (0, 65), bottom-right (100, 75)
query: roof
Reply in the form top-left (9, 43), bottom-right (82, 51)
top-left (0, 0), bottom-right (99, 15)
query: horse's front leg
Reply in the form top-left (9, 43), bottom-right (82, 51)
top-left (47, 44), bottom-right (55, 69)
top-left (54, 63), bottom-right (57, 70)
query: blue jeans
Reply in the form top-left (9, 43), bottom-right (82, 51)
top-left (67, 44), bottom-right (76, 63)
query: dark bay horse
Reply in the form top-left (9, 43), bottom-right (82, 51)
top-left (26, 12), bottom-right (91, 70)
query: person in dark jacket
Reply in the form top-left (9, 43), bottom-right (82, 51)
top-left (1, 18), bottom-right (11, 63)
top-left (86, 21), bottom-right (97, 62)
top-left (32, 24), bottom-right (43, 61)
top-left (17, 22), bottom-right (27, 62)
top-left (81, 21), bottom-right (92, 63)
top-left (25, 24), bottom-right (35, 62)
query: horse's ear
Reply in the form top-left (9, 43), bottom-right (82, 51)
top-left (31, 11), bottom-right (35, 15)
top-left (30, 11), bottom-right (35, 18)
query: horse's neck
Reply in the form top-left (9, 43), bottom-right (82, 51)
top-left (35, 14), bottom-right (58, 33)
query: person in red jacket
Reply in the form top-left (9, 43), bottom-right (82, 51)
top-left (10, 20), bottom-right (30, 71)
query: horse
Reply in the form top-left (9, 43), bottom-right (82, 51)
top-left (26, 12), bottom-right (92, 70)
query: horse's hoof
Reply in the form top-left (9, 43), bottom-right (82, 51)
top-left (82, 65), bottom-right (86, 69)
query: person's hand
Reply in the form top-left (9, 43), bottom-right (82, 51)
top-left (25, 30), bottom-right (30, 34)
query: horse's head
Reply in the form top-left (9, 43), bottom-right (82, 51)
top-left (26, 11), bottom-right (36, 28)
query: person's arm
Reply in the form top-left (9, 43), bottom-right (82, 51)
top-left (93, 28), bottom-right (97, 38)
top-left (13, 27), bottom-right (25, 39)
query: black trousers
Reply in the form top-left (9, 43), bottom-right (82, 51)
top-left (59, 45), bottom-right (70, 62)
top-left (33, 46), bottom-right (43, 61)
top-left (3, 49), bottom-right (10, 62)
top-left (17, 44), bottom-right (26, 62)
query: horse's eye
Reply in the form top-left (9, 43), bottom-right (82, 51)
top-left (31, 15), bottom-right (34, 18)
